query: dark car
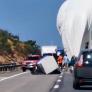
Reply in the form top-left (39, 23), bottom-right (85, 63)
top-left (73, 49), bottom-right (92, 89)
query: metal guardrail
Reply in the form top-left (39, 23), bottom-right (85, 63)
top-left (0, 63), bottom-right (21, 72)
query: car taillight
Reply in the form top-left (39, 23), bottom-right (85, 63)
top-left (76, 62), bottom-right (83, 67)
top-left (76, 55), bottom-right (83, 67)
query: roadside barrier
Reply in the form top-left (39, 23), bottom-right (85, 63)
top-left (0, 63), bottom-right (21, 72)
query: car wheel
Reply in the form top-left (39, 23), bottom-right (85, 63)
top-left (29, 68), bottom-right (34, 74)
top-left (31, 70), bottom-right (35, 74)
top-left (22, 68), bottom-right (26, 72)
top-left (73, 78), bottom-right (80, 89)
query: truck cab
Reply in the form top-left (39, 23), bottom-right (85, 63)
top-left (21, 55), bottom-right (41, 72)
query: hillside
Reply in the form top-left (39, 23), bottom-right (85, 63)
top-left (0, 29), bottom-right (41, 64)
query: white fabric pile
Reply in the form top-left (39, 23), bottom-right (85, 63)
top-left (57, 0), bottom-right (92, 59)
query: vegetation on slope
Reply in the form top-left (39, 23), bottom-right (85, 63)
top-left (0, 29), bottom-right (41, 64)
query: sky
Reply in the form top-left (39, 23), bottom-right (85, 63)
top-left (0, 0), bottom-right (64, 48)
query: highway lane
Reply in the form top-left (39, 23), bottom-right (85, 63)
top-left (58, 70), bottom-right (92, 92)
top-left (1, 68), bottom-right (92, 92)
top-left (0, 69), bottom-right (22, 77)
top-left (0, 71), bottom-right (59, 92)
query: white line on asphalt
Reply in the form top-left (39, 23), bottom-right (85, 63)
top-left (0, 72), bottom-right (28, 82)
top-left (57, 79), bottom-right (61, 82)
top-left (54, 85), bottom-right (59, 89)
top-left (59, 75), bottom-right (62, 78)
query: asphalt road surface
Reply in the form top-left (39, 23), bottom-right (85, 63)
top-left (0, 69), bottom-right (92, 92)
top-left (57, 70), bottom-right (92, 92)
top-left (0, 70), bottom-right (59, 92)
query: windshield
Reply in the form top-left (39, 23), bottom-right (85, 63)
top-left (27, 56), bottom-right (40, 60)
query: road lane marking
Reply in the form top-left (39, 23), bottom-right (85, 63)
top-left (51, 73), bottom-right (64, 92)
top-left (0, 72), bottom-right (28, 82)
top-left (54, 85), bottom-right (59, 89)
top-left (57, 79), bottom-right (61, 82)
top-left (59, 75), bottom-right (62, 78)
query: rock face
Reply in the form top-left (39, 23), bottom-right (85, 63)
top-left (57, 0), bottom-right (92, 59)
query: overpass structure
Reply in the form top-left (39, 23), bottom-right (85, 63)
top-left (57, 0), bottom-right (92, 59)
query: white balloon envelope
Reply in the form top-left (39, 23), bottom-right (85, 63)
top-left (57, 0), bottom-right (92, 59)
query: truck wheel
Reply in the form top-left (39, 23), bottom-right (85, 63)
top-left (30, 68), bottom-right (37, 74)
top-left (22, 68), bottom-right (26, 72)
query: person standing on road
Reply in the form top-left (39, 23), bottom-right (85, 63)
top-left (62, 54), bottom-right (69, 70)
top-left (57, 55), bottom-right (63, 69)
top-left (69, 56), bottom-right (76, 67)
top-left (69, 55), bottom-right (76, 73)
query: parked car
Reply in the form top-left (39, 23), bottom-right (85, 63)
top-left (21, 55), bottom-right (41, 73)
top-left (73, 49), bottom-right (92, 89)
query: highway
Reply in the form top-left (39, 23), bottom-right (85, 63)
top-left (58, 70), bottom-right (92, 92)
top-left (0, 70), bottom-right (59, 92)
top-left (0, 69), bottom-right (92, 92)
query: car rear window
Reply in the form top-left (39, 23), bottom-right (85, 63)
top-left (82, 51), bottom-right (92, 65)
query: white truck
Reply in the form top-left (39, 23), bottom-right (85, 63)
top-left (37, 45), bottom-right (59, 74)
top-left (41, 45), bottom-right (57, 56)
